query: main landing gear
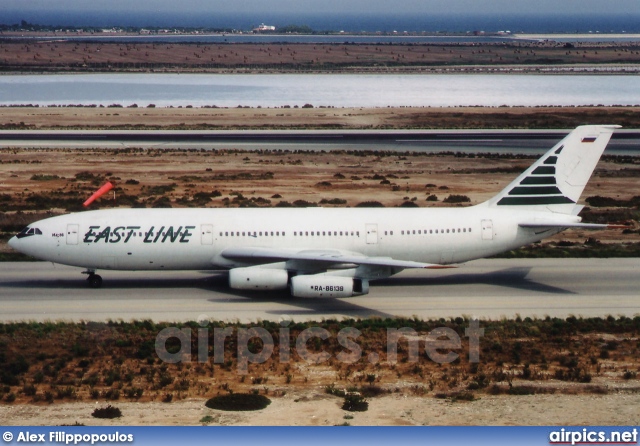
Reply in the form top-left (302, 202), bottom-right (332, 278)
top-left (82, 269), bottom-right (103, 288)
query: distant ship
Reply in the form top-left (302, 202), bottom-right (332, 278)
top-left (253, 23), bottom-right (276, 32)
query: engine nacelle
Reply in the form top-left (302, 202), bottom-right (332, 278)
top-left (229, 267), bottom-right (289, 290)
top-left (290, 275), bottom-right (369, 298)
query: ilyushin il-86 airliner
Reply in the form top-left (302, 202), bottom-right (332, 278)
top-left (9, 125), bottom-right (625, 297)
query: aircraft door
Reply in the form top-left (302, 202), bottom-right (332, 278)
top-left (365, 224), bottom-right (378, 244)
top-left (201, 224), bottom-right (214, 245)
top-left (66, 224), bottom-right (79, 245)
top-left (481, 219), bottom-right (493, 241)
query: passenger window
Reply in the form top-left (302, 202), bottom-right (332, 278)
top-left (390, 231), bottom-right (393, 235)
top-left (401, 230), bottom-right (404, 235)
top-left (225, 232), bottom-right (228, 236)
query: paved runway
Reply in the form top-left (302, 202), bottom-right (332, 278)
top-left (1, 129), bottom-right (639, 155)
top-left (1, 259), bottom-right (638, 322)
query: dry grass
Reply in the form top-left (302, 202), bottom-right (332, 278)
top-left (0, 317), bottom-right (638, 409)
top-left (1, 41), bottom-right (639, 72)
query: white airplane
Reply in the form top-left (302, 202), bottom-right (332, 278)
top-left (8, 125), bottom-right (624, 297)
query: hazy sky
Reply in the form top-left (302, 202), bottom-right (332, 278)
top-left (4, 0), bottom-right (640, 16)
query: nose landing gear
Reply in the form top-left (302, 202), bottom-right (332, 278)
top-left (82, 269), bottom-right (103, 288)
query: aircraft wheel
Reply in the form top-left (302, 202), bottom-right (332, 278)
top-left (88, 274), bottom-right (103, 288)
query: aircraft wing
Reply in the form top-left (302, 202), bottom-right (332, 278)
top-left (220, 246), bottom-right (453, 269)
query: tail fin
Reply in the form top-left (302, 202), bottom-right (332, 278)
top-left (486, 125), bottom-right (620, 214)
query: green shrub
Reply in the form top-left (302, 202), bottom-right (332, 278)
top-left (443, 194), bottom-right (471, 203)
top-left (200, 415), bottom-right (214, 424)
top-left (342, 393), bottom-right (368, 412)
top-left (355, 201), bottom-right (384, 207)
top-left (508, 386), bottom-right (536, 395)
top-left (91, 405), bottom-right (122, 419)
top-left (293, 200), bottom-right (317, 207)
top-left (319, 198), bottom-right (347, 205)
top-left (325, 384), bottom-right (345, 397)
top-left (30, 174), bottom-right (60, 181)
top-left (205, 393), bottom-right (271, 411)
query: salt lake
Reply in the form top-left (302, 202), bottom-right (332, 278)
top-left (0, 73), bottom-right (639, 108)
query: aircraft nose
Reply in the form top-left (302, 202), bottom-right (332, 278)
top-left (8, 236), bottom-right (18, 250)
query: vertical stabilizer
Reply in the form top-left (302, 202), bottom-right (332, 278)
top-left (486, 125), bottom-right (620, 214)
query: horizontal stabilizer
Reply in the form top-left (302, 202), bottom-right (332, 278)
top-left (519, 222), bottom-right (628, 230)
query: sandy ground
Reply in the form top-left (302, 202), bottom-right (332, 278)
top-left (2, 106), bottom-right (640, 130)
top-left (3, 390), bottom-right (640, 426)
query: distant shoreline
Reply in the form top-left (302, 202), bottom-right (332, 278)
top-left (2, 31), bottom-right (640, 44)
top-left (513, 33), bottom-right (640, 40)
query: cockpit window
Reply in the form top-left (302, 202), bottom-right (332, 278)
top-left (16, 227), bottom-right (42, 239)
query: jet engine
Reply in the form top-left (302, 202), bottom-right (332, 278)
top-left (290, 275), bottom-right (369, 298)
top-left (228, 267), bottom-right (289, 290)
